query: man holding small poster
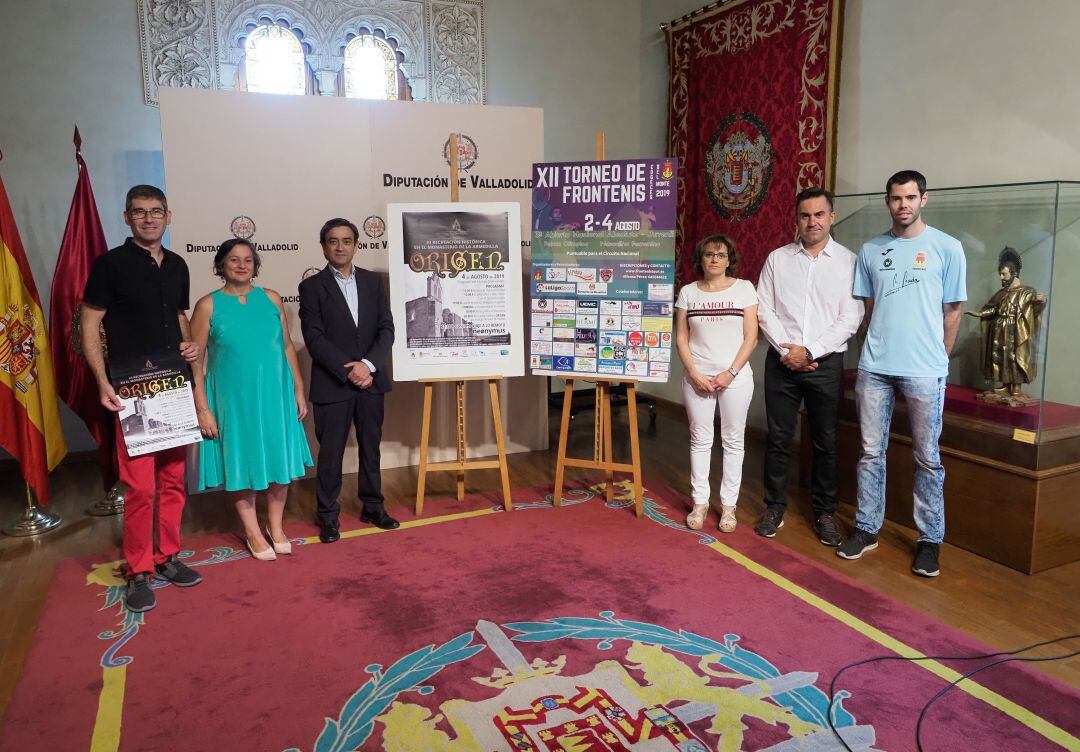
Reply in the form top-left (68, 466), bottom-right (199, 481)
top-left (81, 185), bottom-right (204, 613)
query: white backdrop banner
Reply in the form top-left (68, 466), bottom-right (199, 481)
top-left (159, 88), bottom-right (545, 472)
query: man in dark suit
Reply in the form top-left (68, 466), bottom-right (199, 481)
top-left (299, 218), bottom-right (397, 543)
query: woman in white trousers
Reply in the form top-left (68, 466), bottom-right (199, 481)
top-left (675, 234), bottom-right (759, 532)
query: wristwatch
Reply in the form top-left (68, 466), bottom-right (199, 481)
top-left (805, 347), bottom-right (815, 362)
top-left (727, 367), bottom-right (739, 377)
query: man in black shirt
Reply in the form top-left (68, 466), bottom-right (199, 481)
top-left (81, 185), bottom-right (203, 613)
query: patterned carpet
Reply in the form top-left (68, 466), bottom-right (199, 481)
top-left (2, 481), bottom-right (1077, 751)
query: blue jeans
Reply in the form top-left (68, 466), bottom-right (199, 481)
top-left (855, 369), bottom-right (946, 543)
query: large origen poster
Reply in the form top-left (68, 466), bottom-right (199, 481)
top-left (529, 159), bottom-right (678, 382)
top-left (388, 203), bottom-right (524, 380)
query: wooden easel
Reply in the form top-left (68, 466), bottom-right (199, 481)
top-left (553, 376), bottom-right (643, 516)
top-left (416, 376), bottom-right (512, 514)
top-left (551, 132), bottom-right (644, 517)
top-left (414, 133), bottom-right (513, 515)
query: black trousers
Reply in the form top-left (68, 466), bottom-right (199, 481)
top-left (762, 347), bottom-right (842, 516)
top-left (313, 391), bottom-right (385, 526)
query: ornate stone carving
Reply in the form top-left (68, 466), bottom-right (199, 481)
top-left (428, 0), bottom-right (484, 103)
top-left (137, 0), bottom-right (485, 106)
top-left (137, 0), bottom-right (218, 105)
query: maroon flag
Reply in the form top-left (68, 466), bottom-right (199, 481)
top-left (48, 128), bottom-right (117, 490)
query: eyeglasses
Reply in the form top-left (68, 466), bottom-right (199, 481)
top-left (703, 252), bottom-right (728, 260)
top-left (127, 208), bottom-right (167, 219)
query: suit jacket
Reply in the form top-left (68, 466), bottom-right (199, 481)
top-left (299, 265), bottom-right (394, 403)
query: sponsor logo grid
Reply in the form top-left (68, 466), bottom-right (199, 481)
top-left (530, 278), bottom-right (673, 376)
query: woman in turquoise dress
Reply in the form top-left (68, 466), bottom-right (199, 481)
top-left (190, 239), bottom-right (313, 560)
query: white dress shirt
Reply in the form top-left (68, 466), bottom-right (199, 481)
top-left (756, 237), bottom-right (864, 359)
top-left (332, 265), bottom-right (376, 373)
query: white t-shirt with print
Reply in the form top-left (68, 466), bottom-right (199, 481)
top-left (675, 278), bottom-right (758, 376)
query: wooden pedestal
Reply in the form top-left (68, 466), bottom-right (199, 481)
top-left (801, 389), bottom-right (1080, 574)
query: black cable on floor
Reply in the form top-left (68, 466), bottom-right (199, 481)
top-left (823, 634), bottom-right (1080, 752)
top-left (912, 647), bottom-right (1080, 752)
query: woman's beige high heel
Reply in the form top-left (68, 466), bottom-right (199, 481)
top-left (266, 527), bottom-right (292, 556)
top-left (246, 536), bottom-right (277, 561)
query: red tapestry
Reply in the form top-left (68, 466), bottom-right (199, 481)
top-left (667, 0), bottom-right (844, 286)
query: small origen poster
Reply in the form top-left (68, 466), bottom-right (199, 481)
top-left (111, 352), bottom-right (202, 457)
top-left (387, 202), bottom-right (524, 381)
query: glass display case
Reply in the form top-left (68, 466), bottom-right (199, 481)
top-left (833, 181), bottom-right (1080, 445)
top-left (823, 182), bottom-right (1080, 572)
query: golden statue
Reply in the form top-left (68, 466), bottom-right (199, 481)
top-left (965, 247), bottom-right (1046, 407)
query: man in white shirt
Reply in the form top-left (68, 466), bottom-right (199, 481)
top-left (755, 188), bottom-right (864, 544)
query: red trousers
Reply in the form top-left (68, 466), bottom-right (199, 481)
top-left (116, 427), bottom-right (188, 575)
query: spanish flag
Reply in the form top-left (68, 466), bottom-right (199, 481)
top-left (0, 169), bottom-right (67, 504)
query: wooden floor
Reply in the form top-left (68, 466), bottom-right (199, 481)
top-left (1, 403), bottom-right (1078, 724)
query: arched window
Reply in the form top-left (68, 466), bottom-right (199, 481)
top-left (343, 35), bottom-right (399, 100)
top-left (139, 1), bottom-right (487, 105)
top-left (243, 24), bottom-right (306, 95)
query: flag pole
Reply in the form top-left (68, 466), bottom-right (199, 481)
top-left (87, 482), bottom-right (125, 516)
top-left (2, 483), bottom-right (62, 537)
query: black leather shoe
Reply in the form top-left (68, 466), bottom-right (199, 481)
top-left (318, 519), bottom-right (340, 544)
top-left (360, 510), bottom-right (400, 530)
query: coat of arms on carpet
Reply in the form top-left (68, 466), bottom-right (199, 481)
top-left (295, 613), bottom-right (878, 751)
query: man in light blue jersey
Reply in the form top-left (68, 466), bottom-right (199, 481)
top-left (836, 170), bottom-right (966, 577)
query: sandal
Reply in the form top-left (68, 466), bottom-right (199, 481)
top-left (719, 505), bottom-right (737, 533)
top-left (686, 504), bottom-right (708, 530)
